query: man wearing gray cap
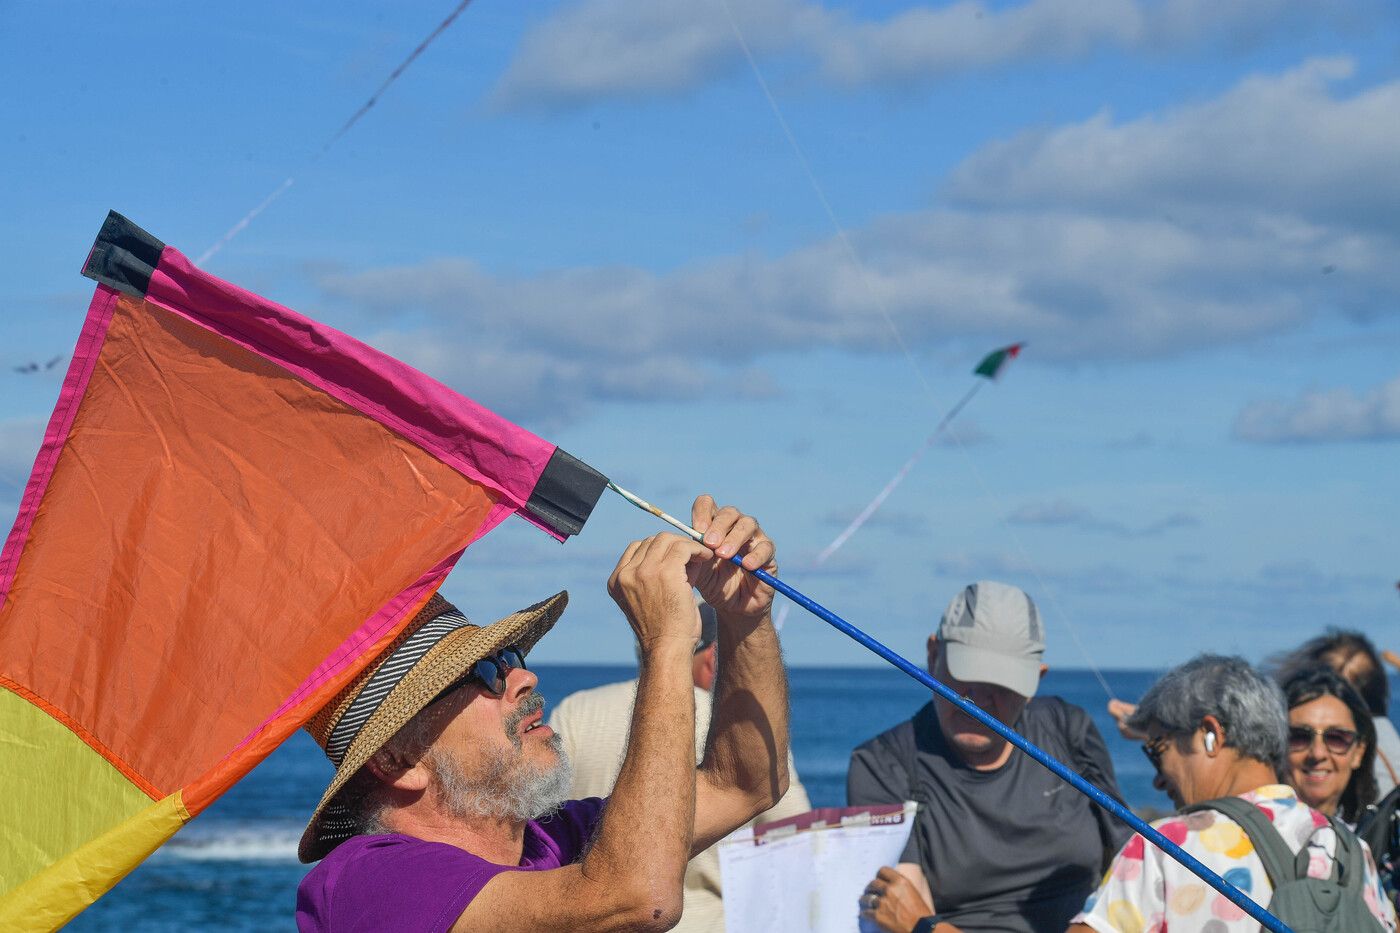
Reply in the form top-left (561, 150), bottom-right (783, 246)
top-left (848, 581), bottom-right (1128, 933)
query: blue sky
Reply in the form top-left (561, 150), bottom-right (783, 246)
top-left (2, 0), bottom-right (1397, 680)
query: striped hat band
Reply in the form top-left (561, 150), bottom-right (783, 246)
top-left (323, 609), bottom-right (472, 766)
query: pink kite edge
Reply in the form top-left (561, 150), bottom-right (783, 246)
top-left (0, 286), bottom-right (121, 606)
top-left (144, 246), bottom-right (567, 540)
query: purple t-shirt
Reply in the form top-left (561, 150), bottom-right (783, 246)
top-left (296, 797), bottom-right (606, 933)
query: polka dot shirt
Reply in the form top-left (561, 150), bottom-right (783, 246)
top-left (1073, 784), bottom-right (1396, 932)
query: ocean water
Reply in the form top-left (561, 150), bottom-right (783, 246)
top-left (65, 667), bottom-right (1398, 930)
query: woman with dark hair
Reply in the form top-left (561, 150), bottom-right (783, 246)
top-left (1282, 666), bottom-right (1379, 826)
top-left (1271, 628), bottom-right (1400, 795)
top-left (1273, 629), bottom-right (1390, 718)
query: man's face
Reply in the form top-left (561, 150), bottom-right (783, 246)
top-left (426, 665), bottom-right (571, 821)
top-left (1144, 726), bottom-right (1207, 809)
top-left (932, 652), bottom-right (1029, 761)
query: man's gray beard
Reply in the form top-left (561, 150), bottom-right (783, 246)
top-left (429, 738), bottom-right (572, 822)
top-left (428, 721), bottom-right (572, 822)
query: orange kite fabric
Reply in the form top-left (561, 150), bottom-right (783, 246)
top-left (0, 212), bottom-right (605, 929)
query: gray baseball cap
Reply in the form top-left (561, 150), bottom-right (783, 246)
top-left (938, 581), bottom-right (1045, 698)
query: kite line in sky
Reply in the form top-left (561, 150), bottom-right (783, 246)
top-left (717, 5), bottom-right (1121, 701)
top-left (197, 0), bottom-right (476, 265)
top-left (772, 344), bottom-right (1022, 632)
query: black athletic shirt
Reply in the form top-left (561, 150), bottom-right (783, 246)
top-left (847, 697), bottom-right (1130, 933)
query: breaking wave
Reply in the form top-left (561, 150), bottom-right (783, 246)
top-left (162, 825), bottom-right (302, 863)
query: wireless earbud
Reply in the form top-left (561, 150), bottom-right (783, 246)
top-left (1204, 733), bottom-right (1216, 752)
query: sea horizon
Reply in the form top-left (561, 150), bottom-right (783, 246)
top-left (66, 665), bottom-right (1400, 931)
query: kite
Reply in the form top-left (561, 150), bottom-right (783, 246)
top-left (773, 343), bottom-right (1024, 630)
top-left (972, 342), bottom-right (1022, 379)
top-left (0, 212), bottom-right (605, 929)
top-left (0, 215), bottom-right (1280, 930)
top-left (10, 357), bottom-right (64, 375)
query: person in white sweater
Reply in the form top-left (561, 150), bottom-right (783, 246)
top-left (549, 599), bottom-right (811, 933)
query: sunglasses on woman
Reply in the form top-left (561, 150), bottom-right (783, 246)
top-left (430, 646), bottom-right (527, 704)
top-left (1287, 725), bottom-right (1359, 755)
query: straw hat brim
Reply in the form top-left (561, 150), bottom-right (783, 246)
top-left (298, 590), bottom-right (567, 863)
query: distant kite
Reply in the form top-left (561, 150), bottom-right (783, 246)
top-left (774, 343), bottom-right (1024, 630)
top-left (10, 356), bottom-right (64, 374)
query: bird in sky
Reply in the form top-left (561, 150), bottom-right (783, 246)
top-left (12, 355), bottom-right (63, 374)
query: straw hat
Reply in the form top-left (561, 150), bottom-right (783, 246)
top-left (298, 589), bottom-right (568, 862)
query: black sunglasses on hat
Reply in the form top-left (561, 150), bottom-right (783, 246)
top-left (431, 646), bottom-right (527, 703)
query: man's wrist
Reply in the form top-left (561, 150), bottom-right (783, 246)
top-left (710, 606), bottom-right (775, 646)
top-left (911, 916), bottom-right (942, 933)
top-left (638, 637), bottom-right (702, 673)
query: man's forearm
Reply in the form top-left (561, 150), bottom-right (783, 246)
top-left (698, 609), bottom-right (790, 835)
top-left (580, 644), bottom-right (696, 917)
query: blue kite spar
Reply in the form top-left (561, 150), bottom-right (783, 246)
top-left (607, 478), bottom-right (1293, 933)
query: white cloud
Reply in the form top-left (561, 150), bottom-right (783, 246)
top-left (945, 58), bottom-right (1400, 237)
top-left (1007, 499), bottom-right (1198, 537)
top-left (492, 0), bottom-right (1340, 109)
top-left (819, 506), bottom-right (927, 537)
top-left (491, 0), bottom-right (812, 111)
top-left (1233, 374), bottom-right (1400, 443)
top-left (930, 550), bottom-right (1038, 579)
top-left (928, 551), bottom-right (1151, 597)
top-left (1252, 558), bottom-right (1379, 592)
top-left (812, 0), bottom-right (1314, 86)
top-left (323, 61), bottom-right (1400, 424)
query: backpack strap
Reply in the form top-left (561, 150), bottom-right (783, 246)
top-left (1183, 796), bottom-right (1306, 888)
top-left (1329, 815), bottom-right (1367, 894)
top-left (1359, 784), bottom-right (1400, 861)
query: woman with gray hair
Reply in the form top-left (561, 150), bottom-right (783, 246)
top-left (1069, 655), bottom-right (1395, 932)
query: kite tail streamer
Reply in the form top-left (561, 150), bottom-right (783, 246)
top-left (773, 379), bottom-right (984, 631)
top-left (195, 179), bottom-right (294, 266)
top-left (608, 482), bottom-right (1294, 933)
top-left (816, 381), bottom-right (981, 565)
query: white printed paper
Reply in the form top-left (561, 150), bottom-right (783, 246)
top-left (718, 802), bottom-right (917, 933)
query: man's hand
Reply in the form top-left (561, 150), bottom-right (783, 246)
top-left (1107, 698), bottom-right (1146, 741)
top-left (860, 866), bottom-right (935, 933)
top-left (688, 496), bottom-right (790, 853)
top-left (688, 495), bottom-right (776, 622)
top-left (607, 533), bottom-right (707, 656)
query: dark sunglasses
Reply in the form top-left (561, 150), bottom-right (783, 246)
top-left (1288, 725), bottom-right (1359, 755)
top-left (1142, 734), bottom-right (1171, 769)
top-left (430, 646), bottom-right (526, 704)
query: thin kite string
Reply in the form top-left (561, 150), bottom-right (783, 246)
top-left (771, 380), bottom-right (981, 631)
top-left (952, 441), bottom-right (1120, 699)
top-left (717, 0), bottom-right (1118, 699)
top-left (717, 0), bottom-right (936, 403)
top-left (197, 0), bottom-right (477, 266)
